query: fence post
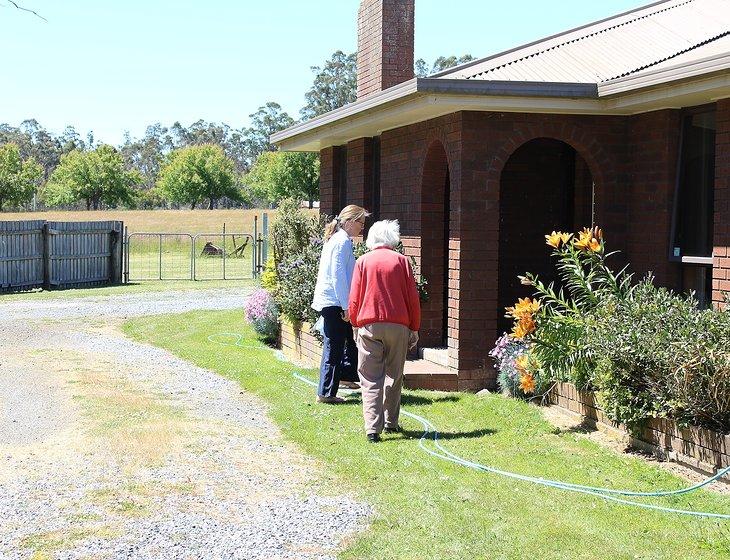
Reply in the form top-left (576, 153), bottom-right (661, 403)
top-left (109, 221), bottom-right (123, 285)
top-left (123, 225), bottom-right (129, 284)
top-left (253, 215), bottom-right (259, 277)
top-left (262, 213), bottom-right (268, 269)
top-left (158, 234), bottom-right (163, 280)
top-left (42, 222), bottom-right (50, 290)
top-left (222, 222), bottom-right (227, 280)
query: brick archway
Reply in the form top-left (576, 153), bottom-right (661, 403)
top-left (419, 139), bottom-right (451, 348)
top-left (496, 136), bottom-right (597, 332)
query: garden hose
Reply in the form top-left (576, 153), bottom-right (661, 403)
top-left (206, 332), bottom-right (730, 520)
top-left (290, 371), bottom-right (730, 520)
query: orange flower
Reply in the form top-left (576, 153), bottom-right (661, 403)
top-left (506, 297), bottom-right (541, 319)
top-left (575, 227), bottom-right (602, 253)
top-left (545, 231), bottom-right (573, 249)
top-left (511, 314), bottom-right (536, 339)
top-left (519, 372), bottom-right (536, 394)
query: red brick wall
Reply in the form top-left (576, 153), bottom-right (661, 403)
top-left (714, 99), bottom-right (730, 307)
top-left (357, 0), bottom-right (415, 99)
top-left (347, 138), bottom-right (373, 211)
top-left (626, 110), bottom-right (682, 289)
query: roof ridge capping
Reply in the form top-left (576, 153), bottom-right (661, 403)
top-left (432, 0), bottom-right (691, 80)
top-left (608, 30), bottom-right (730, 81)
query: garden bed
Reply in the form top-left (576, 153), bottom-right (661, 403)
top-left (549, 381), bottom-right (730, 474)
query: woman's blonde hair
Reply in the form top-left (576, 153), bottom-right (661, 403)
top-left (323, 204), bottom-right (370, 241)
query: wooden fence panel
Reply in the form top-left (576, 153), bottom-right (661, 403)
top-left (0, 220), bottom-right (123, 291)
top-left (0, 220), bottom-right (45, 290)
top-left (47, 221), bottom-right (123, 289)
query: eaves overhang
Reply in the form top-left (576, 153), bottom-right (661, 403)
top-left (272, 59), bottom-right (730, 152)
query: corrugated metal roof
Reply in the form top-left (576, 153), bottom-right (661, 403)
top-left (438, 0), bottom-right (730, 84)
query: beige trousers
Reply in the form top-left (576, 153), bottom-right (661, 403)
top-left (356, 322), bottom-right (409, 435)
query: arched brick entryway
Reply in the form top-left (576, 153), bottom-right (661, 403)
top-left (420, 140), bottom-right (451, 348)
top-left (497, 137), bottom-right (596, 332)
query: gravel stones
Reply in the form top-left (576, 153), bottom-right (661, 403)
top-left (0, 288), bottom-right (370, 559)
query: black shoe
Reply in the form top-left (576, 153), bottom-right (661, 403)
top-left (366, 433), bottom-right (381, 443)
top-left (384, 425), bottom-right (402, 434)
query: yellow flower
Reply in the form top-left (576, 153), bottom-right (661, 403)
top-left (519, 372), bottom-right (536, 394)
top-left (515, 354), bottom-right (529, 375)
top-left (545, 231), bottom-right (573, 249)
top-left (511, 314), bottom-right (536, 339)
top-left (545, 231), bottom-right (561, 248)
top-left (506, 297), bottom-right (541, 319)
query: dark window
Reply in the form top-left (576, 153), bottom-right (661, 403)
top-left (670, 107), bottom-right (716, 307)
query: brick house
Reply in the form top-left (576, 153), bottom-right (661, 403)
top-left (273, 0), bottom-right (730, 391)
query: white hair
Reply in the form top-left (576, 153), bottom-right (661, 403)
top-left (366, 219), bottom-right (400, 250)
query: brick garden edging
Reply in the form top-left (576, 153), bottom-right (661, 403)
top-left (280, 319), bottom-right (321, 367)
top-left (549, 382), bottom-right (730, 475)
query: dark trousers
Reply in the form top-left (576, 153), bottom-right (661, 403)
top-left (318, 306), bottom-right (358, 398)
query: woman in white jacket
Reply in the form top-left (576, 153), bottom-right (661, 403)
top-left (311, 204), bottom-right (370, 403)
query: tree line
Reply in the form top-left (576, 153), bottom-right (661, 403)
top-left (0, 52), bottom-right (473, 212)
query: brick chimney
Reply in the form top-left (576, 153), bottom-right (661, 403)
top-left (357, 0), bottom-right (415, 99)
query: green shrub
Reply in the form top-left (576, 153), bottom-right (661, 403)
top-left (586, 281), bottom-right (730, 432)
top-left (497, 228), bottom-right (730, 434)
top-left (266, 199), bottom-right (325, 329)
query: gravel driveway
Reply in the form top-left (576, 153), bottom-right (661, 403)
top-left (0, 288), bottom-right (369, 559)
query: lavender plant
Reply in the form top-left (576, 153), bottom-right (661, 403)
top-left (244, 288), bottom-right (279, 344)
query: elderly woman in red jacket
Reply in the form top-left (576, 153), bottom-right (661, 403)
top-left (348, 219), bottom-right (420, 443)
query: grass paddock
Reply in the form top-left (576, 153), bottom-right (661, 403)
top-left (0, 209), bottom-right (317, 234)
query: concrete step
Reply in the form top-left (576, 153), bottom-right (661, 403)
top-left (418, 346), bottom-right (449, 368)
top-left (404, 358), bottom-right (458, 391)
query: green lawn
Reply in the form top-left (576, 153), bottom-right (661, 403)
top-left (124, 309), bottom-right (730, 560)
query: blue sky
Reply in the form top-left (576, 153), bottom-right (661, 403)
top-left (2, 0), bottom-right (647, 145)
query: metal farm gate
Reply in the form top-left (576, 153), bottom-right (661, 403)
top-left (0, 220), bottom-right (123, 291)
top-left (123, 216), bottom-right (268, 282)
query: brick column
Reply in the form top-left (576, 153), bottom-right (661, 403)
top-left (319, 146), bottom-right (342, 218)
top-left (713, 98), bottom-right (730, 307)
top-left (346, 138), bottom-right (373, 211)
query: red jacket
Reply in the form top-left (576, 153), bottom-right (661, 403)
top-left (348, 247), bottom-right (421, 331)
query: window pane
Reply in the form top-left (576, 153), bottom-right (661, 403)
top-left (674, 111), bottom-right (715, 257)
top-left (682, 264), bottom-right (712, 309)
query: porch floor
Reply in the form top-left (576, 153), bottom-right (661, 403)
top-left (403, 358), bottom-right (458, 391)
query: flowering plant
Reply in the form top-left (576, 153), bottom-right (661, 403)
top-left (244, 288), bottom-right (279, 344)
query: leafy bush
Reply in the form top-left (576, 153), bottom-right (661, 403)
top-left (266, 199), bottom-right (325, 328)
top-left (354, 241), bottom-right (429, 302)
top-left (585, 281), bottom-right (730, 432)
top-left (244, 289), bottom-right (279, 344)
top-left (493, 227), bottom-right (730, 434)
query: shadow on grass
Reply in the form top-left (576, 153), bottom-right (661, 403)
top-left (388, 427), bottom-right (497, 441)
top-left (401, 394), bottom-right (461, 406)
